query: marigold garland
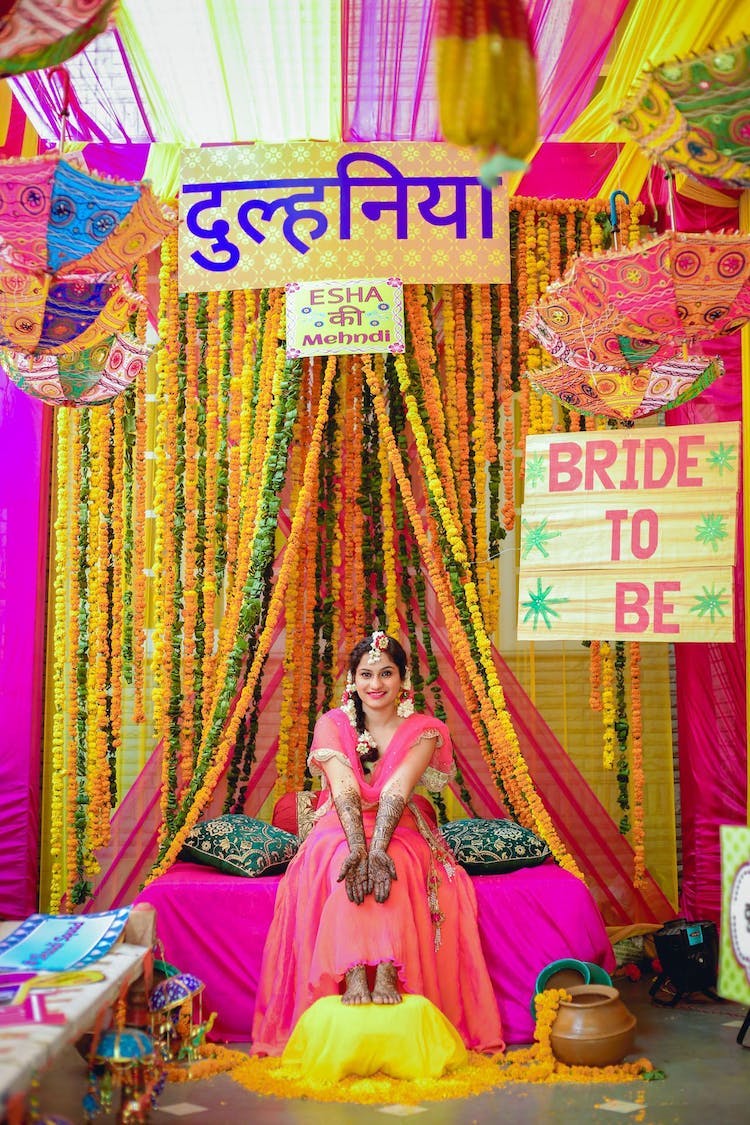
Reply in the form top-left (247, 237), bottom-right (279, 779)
top-left (164, 1043), bottom-right (248, 1083)
top-left (48, 408), bottom-right (70, 910)
top-left (629, 641), bottom-right (646, 887)
top-left (601, 640), bottom-right (615, 770)
top-left (363, 355), bottom-right (581, 877)
top-left (147, 353), bottom-right (336, 880)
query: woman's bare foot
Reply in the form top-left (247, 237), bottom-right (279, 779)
top-left (342, 964), bottom-right (371, 1004)
top-left (372, 960), bottom-right (402, 1004)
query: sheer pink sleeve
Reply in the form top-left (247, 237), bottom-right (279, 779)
top-left (307, 710), bottom-right (353, 778)
top-left (415, 716), bottom-right (454, 791)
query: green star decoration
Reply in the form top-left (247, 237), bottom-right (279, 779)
top-left (521, 577), bottom-right (568, 630)
top-left (525, 454), bottom-right (546, 489)
top-left (689, 584), bottom-right (729, 623)
top-left (694, 513), bottom-right (728, 553)
top-left (706, 442), bottom-right (736, 476)
top-left (521, 517), bottom-right (561, 559)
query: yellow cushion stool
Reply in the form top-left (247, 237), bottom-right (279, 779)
top-left (281, 993), bottom-right (468, 1082)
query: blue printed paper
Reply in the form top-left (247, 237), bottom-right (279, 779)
top-left (0, 910), bottom-right (131, 972)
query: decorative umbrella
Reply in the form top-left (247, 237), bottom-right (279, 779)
top-left (0, 153), bottom-right (175, 276)
top-left (521, 230), bottom-right (750, 418)
top-left (0, 0), bottom-right (117, 78)
top-left (1, 332), bottom-right (152, 407)
top-left (613, 35), bottom-right (750, 189)
top-left (0, 268), bottom-right (144, 354)
top-left (524, 352), bottom-right (723, 422)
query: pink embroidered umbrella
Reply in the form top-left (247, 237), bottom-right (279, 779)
top-left (0, 268), bottom-right (144, 355)
top-left (0, 152), bottom-right (172, 356)
top-left (0, 331), bottom-right (151, 407)
top-left (522, 230), bottom-right (750, 419)
top-left (0, 0), bottom-right (116, 78)
top-left (0, 153), bottom-right (175, 277)
top-left (523, 352), bottom-right (723, 422)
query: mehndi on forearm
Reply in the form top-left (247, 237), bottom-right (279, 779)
top-left (368, 790), bottom-right (405, 903)
top-left (334, 785), bottom-right (368, 904)
top-left (370, 791), bottom-right (405, 853)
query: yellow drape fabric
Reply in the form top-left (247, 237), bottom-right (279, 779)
top-left (118, 0), bottom-right (342, 146)
top-left (566, 0), bottom-right (750, 201)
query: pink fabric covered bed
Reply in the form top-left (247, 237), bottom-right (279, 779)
top-left (134, 859), bottom-right (615, 1045)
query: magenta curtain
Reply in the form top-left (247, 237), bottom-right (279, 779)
top-left (645, 169), bottom-right (748, 925)
top-left (0, 372), bottom-right (52, 919)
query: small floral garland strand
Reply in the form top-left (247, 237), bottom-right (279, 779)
top-left (469, 282), bottom-right (494, 627)
top-left (406, 285), bottom-right (462, 526)
top-left (130, 256), bottom-right (150, 722)
top-left (629, 641), bottom-right (646, 886)
top-left (85, 407), bottom-right (112, 857)
top-left (588, 639), bottom-right (602, 711)
top-left (601, 640), bottom-right (615, 770)
top-left (178, 291), bottom-right (201, 780)
top-left (71, 409), bottom-right (92, 903)
top-left (64, 411), bottom-right (82, 902)
top-left (450, 285), bottom-right (475, 558)
top-left (376, 355), bottom-right (399, 635)
top-left (614, 640), bottom-right (630, 834)
top-left (498, 281), bottom-right (516, 530)
top-left (151, 232), bottom-right (180, 753)
top-left (147, 354), bottom-right (335, 880)
top-left (199, 289), bottom-right (221, 726)
top-left (108, 394), bottom-right (126, 799)
top-left (438, 285), bottom-right (462, 488)
top-left (48, 408), bottom-right (70, 910)
top-left (223, 289), bottom-right (247, 596)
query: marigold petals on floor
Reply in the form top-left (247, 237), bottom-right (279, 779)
top-left (164, 1043), bottom-right (249, 1082)
top-left (229, 1050), bottom-right (657, 1105)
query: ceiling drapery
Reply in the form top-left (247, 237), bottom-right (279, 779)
top-left (3, 0), bottom-right (747, 204)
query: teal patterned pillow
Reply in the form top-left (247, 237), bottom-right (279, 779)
top-left (441, 818), bottom-right (551, 874)
top-left (180, 815), bottom-right (299, 877)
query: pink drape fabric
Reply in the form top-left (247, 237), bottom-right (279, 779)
top-left (646, 167), bottom-right (748, 925)
top-left (251, 711), bottom-right (504, 1055)
top-left (9, 29), bottom-right (154, 145)
top-left (0, 372), bottom-right (52, 918)
top-left (342, 0), bottom-right (626, 149)
top-left (135, 861), bottom-right (615, 1046)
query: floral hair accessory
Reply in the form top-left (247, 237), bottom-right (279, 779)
top-left (397, 669), bottom-right (414, 718)
top-left (340, 672), bottom-right (356, 724)
top-left (367, 629), bottom-right (389, 664)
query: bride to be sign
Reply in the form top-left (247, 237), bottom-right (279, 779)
top-left (516, 422), bottom-right (740, 643)
top-left (178, 142), bottom-right (510, 292)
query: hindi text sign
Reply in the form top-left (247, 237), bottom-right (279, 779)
top-left (286, 278), bottom-right (404, 357)
top-left (516, 422), bottom-right (740, 642)
top-left (179, 143), bottom-right (510, 291)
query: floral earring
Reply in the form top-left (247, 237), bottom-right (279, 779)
top-left (397, 669), bottom-right (414, 718)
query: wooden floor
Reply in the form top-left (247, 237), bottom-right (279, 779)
top-left (31, 976), bottom-right (749, 1125)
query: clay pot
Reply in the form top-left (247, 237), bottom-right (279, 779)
top-left (549, 984), bottom-right (636, 1067)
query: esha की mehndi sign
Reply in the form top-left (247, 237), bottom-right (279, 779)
top-left (516, 421), bottom-right (740, 643)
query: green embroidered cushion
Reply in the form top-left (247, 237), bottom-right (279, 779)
top-left (180, 814), bottom-right (298, 877)
top-left (441, 818), bottom-right (551, 874)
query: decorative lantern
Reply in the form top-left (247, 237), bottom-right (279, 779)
top-left (148, 973), bottom-right (215, 1066)
top-left (84, 1027), bottom-right (164, 1125)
